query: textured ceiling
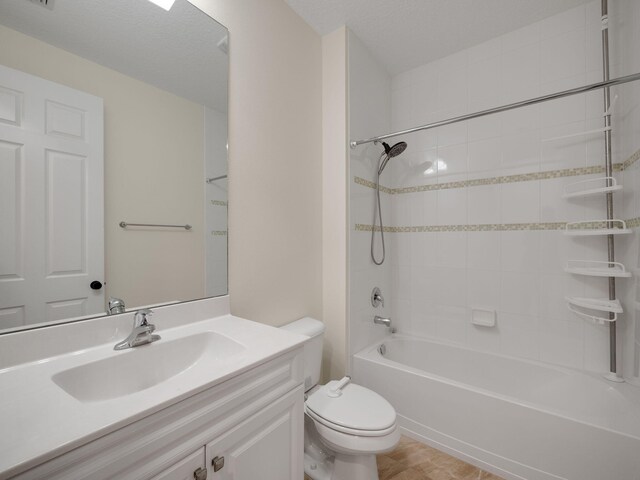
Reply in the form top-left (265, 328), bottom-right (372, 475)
top-left (285, 0), bottom-right (594, 74)
top-left (0, 0), bottom-right (228, 111)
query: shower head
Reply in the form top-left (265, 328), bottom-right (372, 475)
top-left (382, 141), bottom-right (407, 158)
top-left (378, 141), bottom-right (407, 174)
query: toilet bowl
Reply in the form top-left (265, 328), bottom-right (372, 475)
top-left (280, 317), bottom-right (400, 480)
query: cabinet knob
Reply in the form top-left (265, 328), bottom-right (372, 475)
top-left (212, 456), bottom-right (225, 472)
top-left (194, 467), bottom-right (207, 480)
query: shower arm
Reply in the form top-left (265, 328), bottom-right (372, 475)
top-left (350, 72), bottom-right (640, 149)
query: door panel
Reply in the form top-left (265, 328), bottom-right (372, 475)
top-left (45, 100), bottom-right (86, 140)
top-left (45, 297), bottom-right (86, 322)
top-left (45, 149), bottom-right (86, 276)
top-left (0, 139), bottom-right (23, 279)
top-left (0, 85), bottom-right (22, 126)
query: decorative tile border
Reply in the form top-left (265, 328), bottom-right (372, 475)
top-left (211, 230), bottom-right (227, 236)
top-left (354, 176), bottom-right (394, 194)
top-left (627, 217), bottom-right (640, 228)
top-left (211, 200), bottom-right (228, 207)
top-left (355, 166), bottom-right (616, 195)
top-left (621, 148), bottom-right (640, 171)
top-left (354, 148), bottom-right (640, 195)
top-left (399, 166), bottom-right (618, 194)
top-left (356, 222), bottom-right (566, 232)
top-left (356, 219), bottom-right (640, 233)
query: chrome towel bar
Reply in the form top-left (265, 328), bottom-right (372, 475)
top-left (119, 221), bottom-right (192, 230)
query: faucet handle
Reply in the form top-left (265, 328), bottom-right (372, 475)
top-left (371, 287), bottom-right (385, 308)
top-left (133, 309), bottom-right (153, 327)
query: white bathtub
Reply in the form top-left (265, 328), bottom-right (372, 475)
top-left (352, 335), bottom-right (640, 480)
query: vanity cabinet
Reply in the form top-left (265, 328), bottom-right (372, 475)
top-left (10, 349), bottom-right (304, 480)
top-left (205, 389), bottom-right (302, 480)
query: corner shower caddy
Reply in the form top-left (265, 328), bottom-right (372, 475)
top-left (561, 0), bottom-right (631, 382)
top-left (349, 1), bottom-right (639, 382)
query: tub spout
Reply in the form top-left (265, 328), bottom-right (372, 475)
top-left (374, 315), bottom-right (392, 327)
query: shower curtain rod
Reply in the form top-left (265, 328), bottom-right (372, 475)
top-left (350, 71), bottom-right (640, 149)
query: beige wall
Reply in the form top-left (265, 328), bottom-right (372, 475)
top-left (0, 24), bottom-right (206, 310)
top-left (190, 0), bottom-right (324, 326)
top-left (321, 27), bottom-right (348, 381)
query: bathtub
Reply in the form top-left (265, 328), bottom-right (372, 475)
top-left (352, 335), bottom-right (640, 480)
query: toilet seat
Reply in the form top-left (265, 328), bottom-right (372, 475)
top-left (305, 381), bottom-right (397, 437)
top-left (308, 412), bottom-right (401, 456)
top-left (305, 406), bottom-right (397, 436)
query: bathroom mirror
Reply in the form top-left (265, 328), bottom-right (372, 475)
top-left (0, 0), bottom-right (228, 333)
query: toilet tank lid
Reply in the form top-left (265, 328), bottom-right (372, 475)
top-left (280, 317), bottom-right (325, 338)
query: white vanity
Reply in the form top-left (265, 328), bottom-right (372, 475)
top-left (0, 297), bottom-right (307, 480)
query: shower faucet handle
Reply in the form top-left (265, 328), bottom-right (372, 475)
top-left (371, 287), bottom-right (384, 308)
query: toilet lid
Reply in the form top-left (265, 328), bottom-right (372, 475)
top-left (305, 381), bottom-right (396, 432)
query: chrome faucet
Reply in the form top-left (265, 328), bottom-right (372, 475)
top-left (113, 309), bottom-right (160, 350)
top-left (107, 297), bottom-right (126, 315)
top-left (374, 315), bottom-right (392, 328)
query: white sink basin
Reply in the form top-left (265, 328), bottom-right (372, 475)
top-left (52, 332), bottom-right (245, 402)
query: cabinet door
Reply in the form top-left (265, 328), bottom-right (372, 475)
top-left (150, 448), bottom-right (206, 480)
top-left (206, 386), bottom-right (304, 480)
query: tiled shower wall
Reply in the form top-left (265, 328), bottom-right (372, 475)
top-left (350, 0), bottom-right (640, 376)
top-left (348, 31), bottom-right (394, 360)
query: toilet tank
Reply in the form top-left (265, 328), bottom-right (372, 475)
top-left (280, 317), bottom-right (325, 391)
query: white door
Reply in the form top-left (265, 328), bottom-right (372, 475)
top-left (0, 64), bottom-right (104, 329)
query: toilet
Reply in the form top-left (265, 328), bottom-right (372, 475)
top-left (281, 317), bottom-right (400, 480)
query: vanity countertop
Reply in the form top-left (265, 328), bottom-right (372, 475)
top-left (0, 314), bottom-right (307, 478)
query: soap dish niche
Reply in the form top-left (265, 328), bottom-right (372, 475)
top-left (471, 308), bottom-right (496, 327)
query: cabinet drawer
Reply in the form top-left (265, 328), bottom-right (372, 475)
top-left (13, 348), bottom-right (303, 480)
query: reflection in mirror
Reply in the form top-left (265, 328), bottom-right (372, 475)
top-left (0, 0), bottom-right (228, 333)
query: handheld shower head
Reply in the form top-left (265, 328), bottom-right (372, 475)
top-left (382, 141), bottom-right (407, 158)
top-left (378, 141), bottom-right (407, 174)
top-left (371, 140), bottom-right (408, 266)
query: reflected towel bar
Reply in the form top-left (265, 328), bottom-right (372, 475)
top-left (119, 221), bottom-right (192, 230)
top-left (206, 175), bottom-right (227, 183)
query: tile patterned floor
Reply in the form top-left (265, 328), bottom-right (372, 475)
top-left (377, 436), bottom-right (504, 480)
top-left (304, 435), bottom-right (504, 480)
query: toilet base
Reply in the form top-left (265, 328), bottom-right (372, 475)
top-left (332, 453), bottom-right (379, 480)
top-left (304, 415), bottom-right (381, 480)
top-left (303, 451), bottom-right (334, 480)
top-left (304, 450), bottom-right (379, 480)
